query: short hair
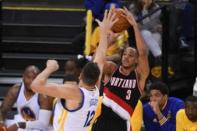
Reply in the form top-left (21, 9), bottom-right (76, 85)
top-left (64, 58), bottom-right (81, 69)
top-left (80, 62), bottom-right (100, 86)
top-left (24, 65), bottom-right (40, 75)
top-left (121, 47), bottom-right (139, 58)
top-left (63, 74), bottom-right (79, 83)
top-left (149, 81), bottom-right (169, 96)
top-left (185, 96), bottom-right (197, 103)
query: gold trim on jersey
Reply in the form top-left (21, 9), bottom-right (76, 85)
top-left (58, 108), bottom-right (68, 131)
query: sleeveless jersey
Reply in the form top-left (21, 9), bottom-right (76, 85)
top-left (103, 67), bottom-right (142, 120)
top-left (53, 87), bottom-right (99, 131)
top-left (16, 82), bottom-right (40, 121)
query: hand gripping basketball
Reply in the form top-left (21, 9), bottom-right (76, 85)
top-left (111, 8), bottom-right (130, 33)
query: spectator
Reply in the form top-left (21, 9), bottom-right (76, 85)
top-left (143, 81), bottom-right (184, 131)
top-left (84, 0), bottom-right (120, 20)
top-left (72, 0), bottom-right (121, 54)
top-left (176, 96), bottom-right (197, 131)
top-left (129, 0), bottom-right (162, 61)
top-left (172, 0), bottom-right (194, 48)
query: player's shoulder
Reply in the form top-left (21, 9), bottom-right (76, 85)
top-left (143, 102), bottom-right (151, 111)
top-left (169, 97), bottom-right (184, 105)
top-left (9, 83), bottom-right (21, 93)
top-left (176, 109), bottom-right (185, 118)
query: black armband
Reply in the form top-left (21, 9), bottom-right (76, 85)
top-left (17, 122), bottom-right (26, 129)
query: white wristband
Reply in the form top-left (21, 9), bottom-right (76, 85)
top-left (16, 122), bottom-right (20, 128)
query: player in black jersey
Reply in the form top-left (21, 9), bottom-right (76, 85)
top-left (92, 7), bottom-right (149, 131)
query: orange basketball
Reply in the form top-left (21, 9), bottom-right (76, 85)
top-left (111, 9), bottom-right (130, 33)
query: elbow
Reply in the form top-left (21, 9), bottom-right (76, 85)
top-left (31, 80), bottom-right (43, 93)
top-left (31, 82), bottom-right (38, 92)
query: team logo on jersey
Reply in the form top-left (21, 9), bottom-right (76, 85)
top-left (89, 99), bottom-right (98, 107)
top-left (21, 106), bottom-right (36, 121)
top-left (153, 118), bottom-right (157, 123)
top-left (110, 77), bottom-right (137, 89)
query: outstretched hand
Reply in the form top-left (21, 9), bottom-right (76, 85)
top-left (46, 60), bottom-right (59, 72)
top-left (95, 9), bottom-right (118, 32)
top-left (121, 7), bottom-right (137, 27)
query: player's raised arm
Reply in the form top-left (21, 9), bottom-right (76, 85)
top-left (122, 7), bottom-right (149, 80)
top-left (93, 9), bottom-right (118, 82)
top-left (31, 60), bottom-right (80, 100)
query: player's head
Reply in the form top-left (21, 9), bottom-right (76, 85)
top-left (121, 47), bottom-right (138, 69)
top-left (79, 62), bottom-right (100, 87)
top-left (185, 96), bottom-right (197, 122)
top-left (149, 81), bottom-right (169, 109)
top-left (63, 73), bottom-right (79, 85)
top-left (23, 65), bottom-right (40, 91)
top-left (64, 59), bottom-right (81, 77)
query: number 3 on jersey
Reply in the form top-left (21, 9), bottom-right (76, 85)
top-left (126, 89), bottom-right (132, 100)
top-left (84, 110), bottom-right (95, 127)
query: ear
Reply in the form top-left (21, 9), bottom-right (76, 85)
top-left (164, 94), bottom-right (168, 100)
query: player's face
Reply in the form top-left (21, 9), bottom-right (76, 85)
top-left (149, 90), bottom-right (167, 109)
top-left (185, 101), bottom-right (197, 122)
top-left (121, 47), bottom-right (138, 68)
top-left (23, 71), bottom-right (38, 91)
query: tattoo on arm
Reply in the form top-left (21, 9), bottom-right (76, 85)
top-left (0, 84), bottom-right (19, 120)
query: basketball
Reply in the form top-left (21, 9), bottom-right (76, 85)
top-left (111, 9), bottom-right (130, 33)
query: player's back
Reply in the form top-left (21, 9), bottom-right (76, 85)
top-left (53, 87), bottom-right (99, 131)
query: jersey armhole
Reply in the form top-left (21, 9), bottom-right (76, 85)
top-left (16, 83), bottom-right (23, 101)
top-left (61, 88), bottom-right (85, 112)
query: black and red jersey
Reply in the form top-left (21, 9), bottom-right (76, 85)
top-left (102, 67), bottom-right (142, 120)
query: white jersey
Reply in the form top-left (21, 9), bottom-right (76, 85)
top-left (53, 87), bottom-right (99, 131)
top-left (16, 82), bottom-right (40, 121)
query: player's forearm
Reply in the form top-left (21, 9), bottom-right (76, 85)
top-left (133, 25), bottom-right (147, 57)
top-left (0, 109), bottom-right (7, 122)
top-left (0, 111), bottom-right (4, 122)
top-left (8, 110), bottom-right (52, 131)
top-left (26, 109), bottom-right (51, 130)
top-left (94, 29), bottom-right (108, 65)
top-left (7, 122), bottom-right (26, 131)
top-left (0, 88), bottom-right (18, 121)
top-left (31, 68), bottom-right (52, 92)
top-left (98, 30), bottom-right (108, 55)
top-left (133, 24), bottom-right (149, 78)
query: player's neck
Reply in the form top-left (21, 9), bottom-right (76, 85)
top-left (24, 89), bottom-right (35, 100)
top-left (120, 66), bottom-right (135, 76)
top-left (79, 80), bottom-right (95, 91)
